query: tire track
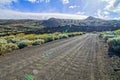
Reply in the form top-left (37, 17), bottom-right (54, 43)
top-left (0, 34), bottom-right (89, 80)
top-left (0, 34), bottom-right (110, 80)
top-left (49, 36), bottom-right (91, 80)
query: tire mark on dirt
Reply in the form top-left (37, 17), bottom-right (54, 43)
top-left (0, 34), bottom-right (110, 80)
top-left (0, 34), bottom-right (89, 80)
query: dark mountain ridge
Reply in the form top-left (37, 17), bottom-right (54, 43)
top-left (0, 16), bottom-right (120, 33)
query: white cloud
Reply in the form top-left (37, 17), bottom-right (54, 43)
top-left (27, 0), bottom-right (50, 3)
top-left (114, 17), bottom-right (120, 20)
top-left (76, 11), bottom-right (85, 15)
top-left (62, 0), bottom-right (69, 4)
top-left (27, 0), bottom-right (36, 3)
top-left (0, 0), bottom-right (17, 4)
top-left (69, 5), bottom-right (80, 9)
top-left (0, 9), bottom-right (87, 20)
top-left (0, 0), bottom-right (17, 8)
top-left (102, 0), bottom-right (120, 13)
top-left (104, 0), bottom-right (115, 10)
top-left (96, 9), bottom-right (109, 19)
top-left (101, 0), bottom-right (109, 2)
top-left (103, 11), bottom-right (109, 15)
top-left (97, 9), bottom-right (103, 18)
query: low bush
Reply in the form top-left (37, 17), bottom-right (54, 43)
top-left (3, 35), bottom-right (20, 43)
top-left (0, 38), bottom-right (7, 44)
top-left (24, 34), bottom-right (36, 40)
top-left (17, 40), bottom-right (32, 49)
top-left (116, 29), bottom-right (120, 35)
top-left (0, 38), bottom-right (7, 55)
top-left (53, 36), bottom-right (59, 40)
top-left (68, 33), bottom-right (75, 37)
top-left (103, 35), bottom-right (115, 42)
top-left (108, 37), bottom-right (120, 53)
top-left (4, 43), bottom-right (18, 52)
top-left (0, 32), bottom-right (84, 55)
top-left (58, 34), bottom-right (68, 39)
top-left (67, 32), bottom-right (83, 37)
top-left (44, 36), bottom-right (54, 42)
top-left (100, 32), bottom-right (116, 42)
top-left (15, 33), bottom-right (25, 38)
top-left (6, 38), bottom-right (16, 43)
top-left (0, 45), bottom-right (5, 55)
top-left (37, 34), bottom-right (49, 39)
top-left (32, 39), bottom-right (45, 45)
top-left (0, 38), bottom-right (18, 55)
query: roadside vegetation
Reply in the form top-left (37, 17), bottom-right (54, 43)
top-left (0, 32), bottom-right (84, 55)
top-left (100, 30), bottom-right (120, 55)
top-left (100, 30), bottom-right (120, 79)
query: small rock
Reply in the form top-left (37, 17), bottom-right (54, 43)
top-left (32, 69), bottom-right (39, 75)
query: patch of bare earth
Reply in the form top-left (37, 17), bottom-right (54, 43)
top-left (0, 34), bottom-right (111, 80)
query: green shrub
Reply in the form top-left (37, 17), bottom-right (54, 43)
top-left (7, 38), bottom-right (16, 43)
top-left (4, 43), bottom-right (18, 52)
top-left (66, 32), bottom-right (83, 37)
top-left (104, 31), bottom-right (116, 35)
top-left (116, 29), bottom-right (120, 35)
top-left (44, 36), bottom-right (54, 42)
top-left (101, 34), bottom-right (115, 42)
top-left (0, 44), bottom-right (6, 55)
top-left (0, 38), bottom-right (7, 55)
top-left (0, 38), bottom-right (7, 44)
top-left (99, 33), bottom-right (103, 38)
top-left (37, 34), bottom-right (49, 39)
top-left (0, 38), bottom-right (18, 55)
top-left (108, 37), bottom-right (120, 52)
top-left (68, 33), bottom-right (76, 37)
top-left (3, 35), bottom-right (20, 43)
top-left (6, 37), bottom-right (20, 43)
top-left (17, 40), bottom-right (32, 49)
top-left (58, 34), bottom-right (68, 39)
top-left (32, 39), bottom-right (45, 45)
top-left (67, 33), bottom-right (75, 37)
top-left (0, 32), bottom-right (84, 55)
top-left (53, 36), bottom-right (59, 40)
top-left (24, 34), bottom-right (36, 40)
top-left (16, 33), bottom-right (25, 38)
top-left (24, 74), bottom-right (34, 80)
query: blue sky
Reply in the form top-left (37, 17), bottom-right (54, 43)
top-left (0, 0), bottom-right (120, 19)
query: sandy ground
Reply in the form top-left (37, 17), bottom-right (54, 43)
top-left (0, 34), bottom-right (111, 80)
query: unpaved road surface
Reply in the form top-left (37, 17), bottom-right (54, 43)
top-left (0, 34), bottom-right (110, 80)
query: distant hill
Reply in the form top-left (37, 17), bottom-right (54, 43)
top-left (42, 16), bottom-right (120, 32)
top-left (0, 16), bottom-right (120, 33)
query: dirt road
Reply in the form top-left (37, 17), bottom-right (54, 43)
top-left (0, 34), bottom-right (110, 80)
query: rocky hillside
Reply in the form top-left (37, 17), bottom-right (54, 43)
top-left (0, 16), bottom-right (120, 33)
